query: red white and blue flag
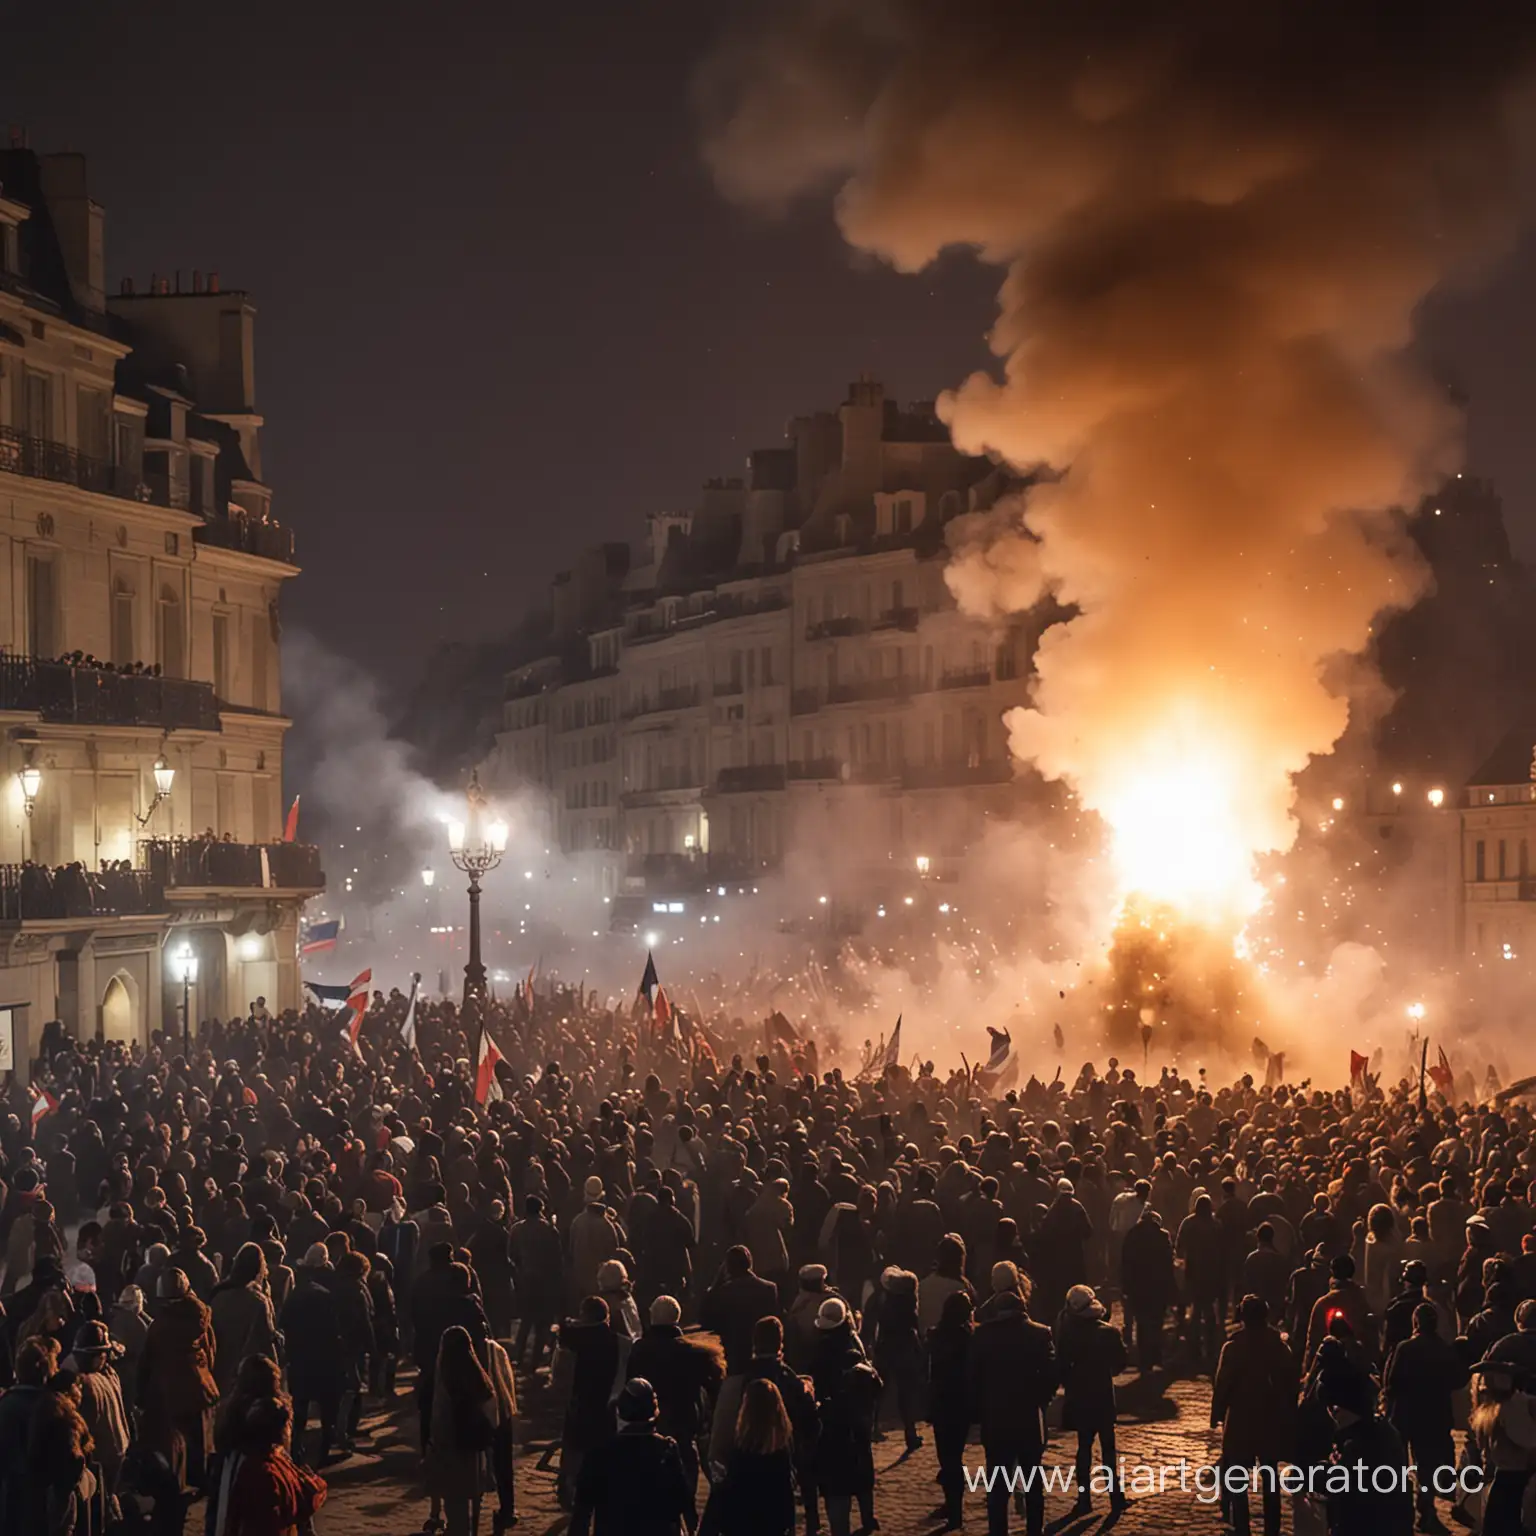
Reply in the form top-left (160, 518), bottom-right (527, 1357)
top-left (342, 969), bottom-right (371, 1056)
top-left (301, 918), bottom-right (341, 955)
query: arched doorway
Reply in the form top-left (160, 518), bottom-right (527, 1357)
top-left (101, 973), bottom-right (137, 1045)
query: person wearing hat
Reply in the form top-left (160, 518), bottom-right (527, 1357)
top-left (1321, 1367), bottom-right (1414, 1536)
top-left (1211, 1296), bottom-right (1298, 1536)
top-left (1056, 1284), bottom-right (1128, 1514)
top-left (784, 1263), bottom-right (835, 1373)
top-left (863, 1266), bottom-right (923, 1451)
top-left (571, 1176), bottom-right (624, 1300)
top-left (810, 1297), bottom-right (883, 1536)
top-left (1381, 1258), bottom-right (1435, 1359)
top-left (570, 1376), bottom-right (694, 1536)
top-left (626, 1294), bottom-right (725, 1495)
top-left (1383, 1302), bottom-right (1469, 1534)
top-left (969, 1277), bottom-right (1056, 1536)
top-left (1285, 1245), bottom-right (1333, 1363)
top-left (139, 1265), bottom-right (219, 1491)
top-left (67, 1318), bottom-right (131, 1502)
top-left (109, 1284), bottom-right (149, 1418)
top-left (1303, 1251), bottom-right (1371, 1369)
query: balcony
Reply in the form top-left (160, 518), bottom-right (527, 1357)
top-left (195, 509), bottom-right (296, 564)
top-left (713, 680), bottom-right (744, 698)
top-left (0, 655), bottom-right (223, 732)
top-left (806, 616), bottom-right (869, 641)
top-left (827, 675), bottom-right (917, 706)
top-left (901, 759), bottom-right (1014, 790)
top-left (714, 764), bottom-right (787, 794)
top-left (0, 864), bottom-right (166, 923)
top-left (139, 838), bottom-right (325, 892)
top-left (938, 667), bottom-right (992, 690)
top-left (787, 757), bottom-right (842, 781)
top-left (791, 689), bottom-right (822, 716)
top-left (0, 425), bottom-right (150, 503)
top-left (873, 606), bottom-right (921, 632)
top-left (624, 685), bottom-right (702, 720)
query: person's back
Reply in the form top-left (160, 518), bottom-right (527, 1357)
top-left (571, 1379), bottom-right (693, 1536)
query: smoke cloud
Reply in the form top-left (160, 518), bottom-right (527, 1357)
top-left (701, 1), bottom-right (1536, 913)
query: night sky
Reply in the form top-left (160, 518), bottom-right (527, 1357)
top-left (3, 1), bottom-right (1534, 691)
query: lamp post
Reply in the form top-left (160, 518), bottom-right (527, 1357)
top-left (447, 770), bottom-right (508, 1065)
top-left (135, 754), bottom-right (176, 827)
top-left (171, 942), bottom-right (198, 1063)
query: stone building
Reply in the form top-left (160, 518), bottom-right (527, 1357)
top-left (0, 147), bottom-right (319, 1065)
top-left (489, 376), bottom-right (1040, 927)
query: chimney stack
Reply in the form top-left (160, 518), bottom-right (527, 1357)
top-left (207, 271), bottom-right (220, 293)
top-left (192, 269), bottom-right (203, 293)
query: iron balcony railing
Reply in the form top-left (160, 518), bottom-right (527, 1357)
top-left (0, 654), bottom-right (223, 731)
top-left (138, 838), bottom-right (325, 891)
top-left (0, 864), bottom-right (166, 922)
top-left (0, 424), bottom-right (150, 502)
top-left (195, 510), bottom-right (296, 563)
top-left (714, 764), bottom-right (787, 793)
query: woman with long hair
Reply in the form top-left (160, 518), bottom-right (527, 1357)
top-left (427, 1325), bottom-right (498, 1536)
top-left (220, 1396), bottom-right (327, 1536)
top-left (210, 1244), bottom-right (278, 1398)
top-left (707, 1378), bottom-right (797, 1536)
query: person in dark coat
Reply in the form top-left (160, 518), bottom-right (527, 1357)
top-left (862, 1265), bottom-right (923, 1451)
top-left (558, 1296), bottom-right (622, 1510)
top-left (571, 1376), bottom-right (695, 1536)
top-left (1211, 1295), bottom-right (1299, 1536)
top-left (139, 1266), bottom-right (219, 1490)
top-left (926, 1289), bottom-right (974, 1531)
top-left (810, 1298), bottom-right (882, 1536)
top-left (708, 1377), bottom-right (798, 1536)
top-left (699, 1245), bottom-right (781, 1375)
top-left (1120, 1207), bottom-right (1175, 1371)
top-left (1321, 1369), bottom-right (1414, 1536)
top-left (510, 1196), bottom-right (565, 1368)
top-left (279, 1247), bottom-right (348, 1465)
top-left (1468, 1281), bottom-right (1520, 1366)
top-left (1034, 1183), bottom-right (1092, 1322)
top-left (626, 1295), bottom-right (726, 1494)
top-left (1055, 1284), bottom-right (1128, 1513)
top-left (1241, 1223), bottom-right (1291, 1323)
top-left (1379, 1259), bottom-right (1434, 1360)
top-left (1177, 1194), bottom-right (1226, 1371)
top-left (635, 1186), bottom-right (696, 1308)
top-left (1382, 1303), bottom-right (1469, 1533)
top-left (468, 1201), bottom-right (514, 1340)
top-left (968, 1289), bottom-right (1057, 1536)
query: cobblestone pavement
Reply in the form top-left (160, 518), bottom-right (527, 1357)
top-left (317, 1362), bottom-right (1256, 1536)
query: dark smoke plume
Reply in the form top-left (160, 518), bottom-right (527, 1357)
top-left (700, 2), bottom-right (1536, 907)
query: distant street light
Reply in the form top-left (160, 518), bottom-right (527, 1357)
top-left (447, 769), bottom-right (508, 1063)
top-left (171, 942), bottom-right (199, 1062)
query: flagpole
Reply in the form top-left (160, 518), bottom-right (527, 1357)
top-left (1419, 1037), bottom-right (1429, 1111)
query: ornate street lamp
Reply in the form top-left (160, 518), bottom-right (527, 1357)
top-left (171, 942), bottom-right (199, 1062)
top-left (17, 758), bottom-right (41, 817)
top-left (136, 754), bottom-right (176, 826)
top-left (447, 769), bottom-right (508, 1063)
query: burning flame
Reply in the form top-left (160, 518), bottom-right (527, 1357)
top-left (1094, 723), bottom-right (1264, 928)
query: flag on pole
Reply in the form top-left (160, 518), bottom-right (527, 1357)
top-left (1264, 1051), bottom-right (1285, 1088)
top-left (475, 1028), bottom-right (505, 1105)
top-left (399, 972), bottom-right (421, 1051)
top-left (304, 978), bottom-right (351, 1005)
top-left (976, 1028), bottom-right (1019, 1091)
top-left (654, 985), bottom-right (673, 1037)
top-left (342, 969), bottom-right (371, 1056)
top-left (29, 1084), bottom-right (56, 1134)
top-left (1349, 1050), bottom-right (1369, 1086)
top-left (1428, 1046), bottom-right (1455, 1097)
top-left (766, 1011), bottom-right (801, 1052)
top-left (638, 951), bottom-right (659, 1007)
top-left (283, 795), bottom-right (301, 843)
top-left (301, 918), bottom-right (341, 955)
top-left (880, 1017), bottom-right (903, 1072)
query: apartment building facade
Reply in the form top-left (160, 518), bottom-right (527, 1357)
top-left (0, 147), bottom-right (319, 1065)
top-left (489, 376), bottom-right (1038, 922)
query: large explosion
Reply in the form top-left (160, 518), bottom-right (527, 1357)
top-left (701, 2), bottom-right (1536, 1055)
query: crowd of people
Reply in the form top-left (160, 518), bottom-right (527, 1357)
top-left (0, 978), bottom-right (1533, 1536)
